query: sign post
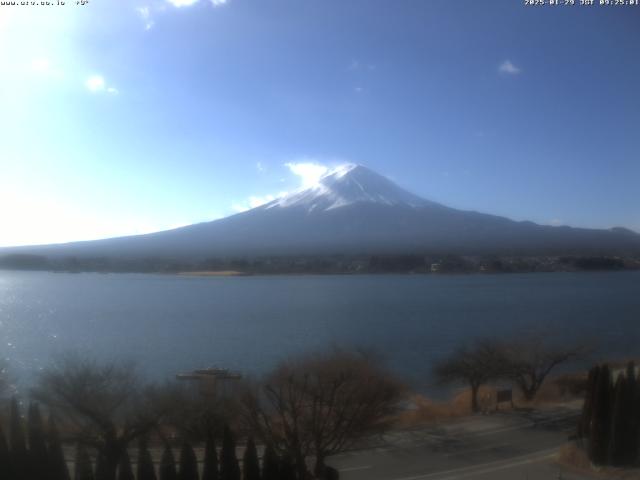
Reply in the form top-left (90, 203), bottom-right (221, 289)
top-left (496, 389), bottom-right (514, 410)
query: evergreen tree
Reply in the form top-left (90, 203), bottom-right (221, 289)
top-left (636, 370), bottom-right (640, 462)
top-left (202, 437), bottom-right (218, 480)
top-left (607, 373), bottom-right (627, 466)
top-left (137, 437), bottom-right (157, 480)
top-left (634, 370), bottom-right (640, 464)
top-left (10, 397), bottom-right (26, 453)
top-left (242, 438), bottom-right (260, 480)
top-left (95, 452), bottom-right (109, 480)
top-left (74, 444), bottom-right (95, 480)
top-left (589, 364), bottom-right (612, 465)
top-left (579, 366), bottom-right (599, 439)
top-left (220, 426), bottom-right (240, 480)
top-left (159, 446), bottom-right (178, 480)
top-left (118, 450), bottom-right (135, 480)
top-left (260, 445), bottom-right (279, 480)
top-left (10, 397), bottom-right (28, 480)
top-left (28, 402), bottom-right (49, 479)
top-left (48, 415), bottom-right (71, 480)
top-left (179, 442), bottom-right (199, 480)
top-left (278, 454), bottom-right (295, 480)
top-left (624, 362), bottom-right (638, 464)
top-left (47, 415), bottom-right (70, 480)
top-left (0, 425), bottom-right (10, 480)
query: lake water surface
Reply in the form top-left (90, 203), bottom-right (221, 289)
top-left (1, 270), bottom-right (639, 392)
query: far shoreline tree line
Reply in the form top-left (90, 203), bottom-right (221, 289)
top-left (0, 252), bottom-right (636, 275)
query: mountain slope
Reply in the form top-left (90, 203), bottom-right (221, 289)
top-left (3, 164), bottom-right (640, 259)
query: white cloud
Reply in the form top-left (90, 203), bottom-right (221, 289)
top-left (348, 60), bottom-right (375, 71)
top-left (285, 161), bottom-right (329, 188)
top-left (29, 57), bottom-right (64, 81)
top-left (139, 0), bottom-right (227, 31)
top-left (549, 219), bottom-right (564, 226)
top-left (256, 161), bottom-right (266, 173)
top-left (85, 75), bottom-right (118, 94)
top-left (249, 195), bottom-right (274, 209)
top-left (137, 6), bottom-right (150, 18)
top-left (166, 0), bottom-right (227, 7)
top-left (85, 75), bottom-right (105, 92)
top-left (136, 6), bottom-right (154, 30)
top-left (232, 191), bottom-right (287, 213)
top-left (230, 159), bottom-right (343, 214)
top-left (167, 0), bottom-right (200, 6)
top-left (0, 185), bottom-right (196, 247)
top-left (31, 58), bottom-right (51, 73)
top-left (498, 60), bottom-right (521, 75)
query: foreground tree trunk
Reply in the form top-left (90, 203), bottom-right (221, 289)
top-left (242, 438), bottom-right (261, 480)
top-left (519, 380), bottom-right (538, 401)
top-left (96, 436), bottom-right (126, 480)
top-left (137, 437), bottom-right (157, 480)
top-left (314, 454), bottom-right (329, 479)
top-left (588, 365), bottom-right (611, 465)
top-left (75, 444), bottom-right (95, 480)
top-left (48, 415), bottom-right (71, 480)
top-left (470, 383), bottom-right (480, 413)
top-left (202, 437), bottom-right (218, 480)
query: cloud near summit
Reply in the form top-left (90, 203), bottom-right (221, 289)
top-left (285, 162), bottom-right (329, 188)
top-left (230, 160), bottom-right (337, 214)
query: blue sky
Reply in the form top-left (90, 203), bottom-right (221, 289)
top-left (1, 0), bottom-right (638, 246)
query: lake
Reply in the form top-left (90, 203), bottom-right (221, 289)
top-left (1, 270), bottom-right (639, 394)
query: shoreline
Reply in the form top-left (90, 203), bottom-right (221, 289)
top-left (1, 267), bottom-right (639, 277)
top-left (177, 270), bottom-right (249, 277)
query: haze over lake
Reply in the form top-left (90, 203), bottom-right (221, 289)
top-left (1, 270), bottom-right (639, 392)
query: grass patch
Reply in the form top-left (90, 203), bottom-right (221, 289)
top-left (557, 444), bottom-right (640, 479)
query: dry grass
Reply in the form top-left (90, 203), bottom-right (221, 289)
top-left (396, 375), bottom-right (588, 428)
top-left (485, 373), bottom-right (588, 411)
top-left (395, 394), bottom-right (464, 426)
top-left (396, 386), bottom-right (498, 427)
top-left (557, 444), bottom-right (593, 471)
top-left (557, 444), bottom-right (640, 480)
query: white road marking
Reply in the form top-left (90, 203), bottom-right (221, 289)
top-left (340, 465), bottom-right (372, 472)
top-left (442, 442), bottom-right (511, 457)
top-left (469, 413), bottom-right (578, 438)
top-left (431, 454), bottom-right (555, 480)
top-left (388, 447), bottom-right (558, 480)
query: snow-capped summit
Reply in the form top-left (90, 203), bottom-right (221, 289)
top-left (265, 164), bottom-right (434, 212)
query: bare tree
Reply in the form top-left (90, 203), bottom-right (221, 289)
top-left (31, 354), bottom-right (163, 480)
top-left (434, 340), bottom-right (504, 413)
top-left (499, 335), bottom-right (586, 401)
top-left (146, 380), bottom-right (241, 442)
top-left (242, 349), bottom-right (405, 479)
top-left (0, 360), bottom-right (12, 400)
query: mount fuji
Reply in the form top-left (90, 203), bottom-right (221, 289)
top-left (3, 164), bottom-right (640, 260)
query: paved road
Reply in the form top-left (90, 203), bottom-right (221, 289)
top-left (328, 407), bottom-right (594, 480)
